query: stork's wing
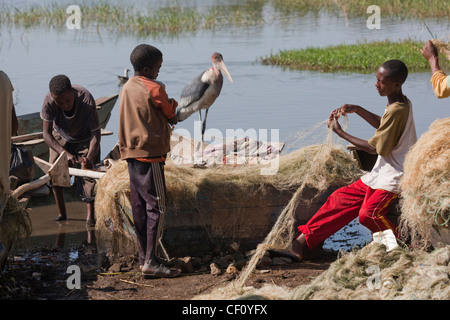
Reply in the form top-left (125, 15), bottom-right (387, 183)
top-left (179, 71), bottom-right (210, 108)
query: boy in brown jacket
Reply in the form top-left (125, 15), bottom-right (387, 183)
top-left (119, 44), bottom-right (179, 278)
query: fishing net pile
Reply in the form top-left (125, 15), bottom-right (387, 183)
top-left (398, 41), bottom-right (450, 247)
top-left (195, 243), bottom-right (450, 300)
top-left (0, 195), bottom-right (32, 269)
top-left (398, 117), bottom-right (450, 248)
top-left (94, 122), bottom-right (363, 258)
top-left (93, 160), bottom-right (134, 255)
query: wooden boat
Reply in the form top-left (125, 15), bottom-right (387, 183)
top-left (98, 138), bottom-right (413, 258)
top-left (97, 135), bottom-right (342, 258)
top-left (346, 144), bottom-right (377, 171)
top-left (11, 94), bottom-right (118, 161)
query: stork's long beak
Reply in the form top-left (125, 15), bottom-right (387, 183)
top-left (215, 61), bottom-right (233, 83)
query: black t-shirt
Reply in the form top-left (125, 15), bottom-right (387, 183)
top-left (41, 85), bottom-right (100, 142)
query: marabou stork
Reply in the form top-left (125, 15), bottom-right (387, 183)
top-left (177, 52), bottom-right (233, 142)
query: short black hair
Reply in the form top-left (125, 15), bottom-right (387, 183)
top-left (49, 75), bottom-right (72, 95)
top-left (381, 60), bottom-right (408, 84)
top-left (130, 44), bottom-right (162, 72)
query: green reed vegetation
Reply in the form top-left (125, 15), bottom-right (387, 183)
top-left (1, 0), bottom-right (448, 36)
top-left (260, 40), bottom-right (449, 73)
top-left (1, 1), bottom-right (448, 72)
top-left (0, 1), bottom-right (267, 36)
top-left (271, 0), bottom-right (449, 19)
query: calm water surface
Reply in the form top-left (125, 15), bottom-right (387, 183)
top-left (1, 2), bottom-right (449, 155)
top-left (1, 1), bottom-right (448, 250)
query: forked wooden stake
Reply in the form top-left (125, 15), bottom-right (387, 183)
top-left (12, 151), bottom-right (105, 198)
top-left (12, 151), bottom-right (69, 198)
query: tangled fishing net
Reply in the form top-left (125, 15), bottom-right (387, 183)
top-left (431, 39), bottom-right (450, 62)
top-left (0, 195), bottom-right (32, 268)
top-left (291, 244), bottom-right (450, 300)
top-left (194, 116), bottom-right (450, 300)
top-left (399, 118), bottom-right (450, 248)
top-left (94, 160), bottom-right (134, 255)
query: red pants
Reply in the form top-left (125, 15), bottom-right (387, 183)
top-left (297, 179), bottom-right (398, 249)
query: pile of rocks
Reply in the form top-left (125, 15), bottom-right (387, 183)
top-left (105, 241), bottom-right (303, 277)
top-left (169, 241), bottom-right (296, 276)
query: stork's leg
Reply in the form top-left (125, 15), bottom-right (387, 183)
top-left (198, 110), bottom-right (204, 142)
top-left (196, 111), bottom-right (203, 152)
top-left (201, 109), bottom-right (209, 143)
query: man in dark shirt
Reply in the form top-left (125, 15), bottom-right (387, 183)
top-left (41, 75), bottom-right (100, 227)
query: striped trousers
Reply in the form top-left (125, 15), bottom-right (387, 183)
top-left (297, 179), bottom-right (398, 249)
top-left (127, 159), bottom-right (166, 266)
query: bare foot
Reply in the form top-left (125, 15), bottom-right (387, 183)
top-left (86, 202), bottom-right (95, 227)
top-left (290, 234), bottom-right (307, 261)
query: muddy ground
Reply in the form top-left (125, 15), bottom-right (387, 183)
top-left (0, 243), bottom-right (336, 301)
top-left (1, 198), bottom-right (339, 301)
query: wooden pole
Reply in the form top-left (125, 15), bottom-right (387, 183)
top-left (12, 174), bottom-right (51, 199)
top-left (12, 153), bottom-right (106, 199)
top-left (34, 154), bottom-right (105, 180)
top-left (67, 167), bottom-right (105, 180)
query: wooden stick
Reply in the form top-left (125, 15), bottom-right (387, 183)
top-left (119, 279), bottom-right (155, 288)
top-left (34, 155), bottom-right (105, 180)
top-left (12, 174), bottom-right (51, 199)
top-left (67, 167), bottom-right (105, 179)
top-left (11, 132), bottom-right (44, 143)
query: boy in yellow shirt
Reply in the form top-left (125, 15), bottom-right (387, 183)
top-left (291, 60), bottom-right (417, 260)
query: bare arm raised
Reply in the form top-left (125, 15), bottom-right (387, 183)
top-left (421, 40), bottom-right (441, 75)
top-left (332, 104), bottom-right (381, 129)
top-left (328, 112), bottom-right (377, 155)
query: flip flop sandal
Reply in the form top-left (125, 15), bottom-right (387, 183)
top-left (142, 264), bottom-right (181, 279)
top-left (268, 249), bottom-right (302, 262)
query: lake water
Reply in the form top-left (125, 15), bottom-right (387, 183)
top-left (1, 1), bottom-right (449, 251)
